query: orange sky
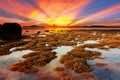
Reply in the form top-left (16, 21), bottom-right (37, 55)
top-left (0, 0), bottom-right (120, 26)
top-left (70, 4), bottom-right (120, 26)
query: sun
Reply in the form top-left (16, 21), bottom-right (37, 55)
top-left (46, 16), bottom-right (73, 26)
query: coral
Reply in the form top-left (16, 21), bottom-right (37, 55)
top-left (0, 41), bottom-right (28, 55)
top-left (7, 30), bottom-right (120, 75)
top-left (10, 51), bottom-right (56, 73)
top-left (81, 72), bottom-right (95, 79)
top-left (10, 61), bottom-right (39, 73)
top-left (95, 62), bottom-right (107, 67)
top-left (68, 46), bottom-right (101, 59)
top-left (60, 76), bottom-right (73, 80)
top-left (60, 54), bottom-right (92, 73)
top-left (55, 67), bottom-right (65, 72)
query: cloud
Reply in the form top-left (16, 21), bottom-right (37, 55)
top-left (31, 0), bottom-right (93, 25)
top-left (0, 8), bottom-right (34, 22)
top-left (70, 4), bottom-right (120, 26)
top-left (0, 0), bottom-right (120, 26)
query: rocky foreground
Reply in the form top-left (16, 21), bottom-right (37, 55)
top-left (0, 30), bottom-right (120, 80)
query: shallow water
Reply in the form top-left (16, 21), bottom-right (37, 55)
top-left (86, 48), bottom-right (120, 80)
top-left (85, 48), bottom-right (120, 63)
top-left (0, 45), bottom-right (120, 80)
top-left (53, 46), bottom-right (73, 58)
top-left (76, 39), bottom-right (101, 47)
top-left (39, 46), bottom-right (74, 73)
top-left (0, 46), bottom-right (76, 80)
top-left (0, 30), bottom-right (120, 80)
top-left (83, 40), bottom-right (99, 44)
top-left (0, 50), bottom-right (33, 68)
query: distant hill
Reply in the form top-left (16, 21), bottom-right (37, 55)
top-left (69, 25), bottom-right (120, 28)
top-left (22, 25), bottom-right (45, 29)
top-left (90, 25), bottom-right (120, 28)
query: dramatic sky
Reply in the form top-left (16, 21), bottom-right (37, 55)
top-left (0, 0), bottom-right (120, 26)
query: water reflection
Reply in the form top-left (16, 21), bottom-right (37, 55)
top-left (0, 50), bottom-right (33, 68)
top-left (86, 48), bottom-right (120, 80)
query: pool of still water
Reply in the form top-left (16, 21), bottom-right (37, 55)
top-left (86, 48), bottom-right (120, 80)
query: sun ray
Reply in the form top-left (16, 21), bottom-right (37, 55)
top-left (28, 0), bottom-right (93, 26)
top-left (70, 4), bottom-right (120, 26)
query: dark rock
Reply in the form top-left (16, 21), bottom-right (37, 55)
top-left (0, 24), bottom-right (2, 32)
top-left (26, 30), bottom-right (29, 32)
top-left (37, 31), bottom-right (41, 34)
top-left (45, 30), bottom-right (49, 32)
top-left (0, 23), bottom-right (22, 35)
top-left (0, 23), bottom-right (22, 40)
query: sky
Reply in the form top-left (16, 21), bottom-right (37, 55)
top-left (0, 0), bottom-right (120, 26)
